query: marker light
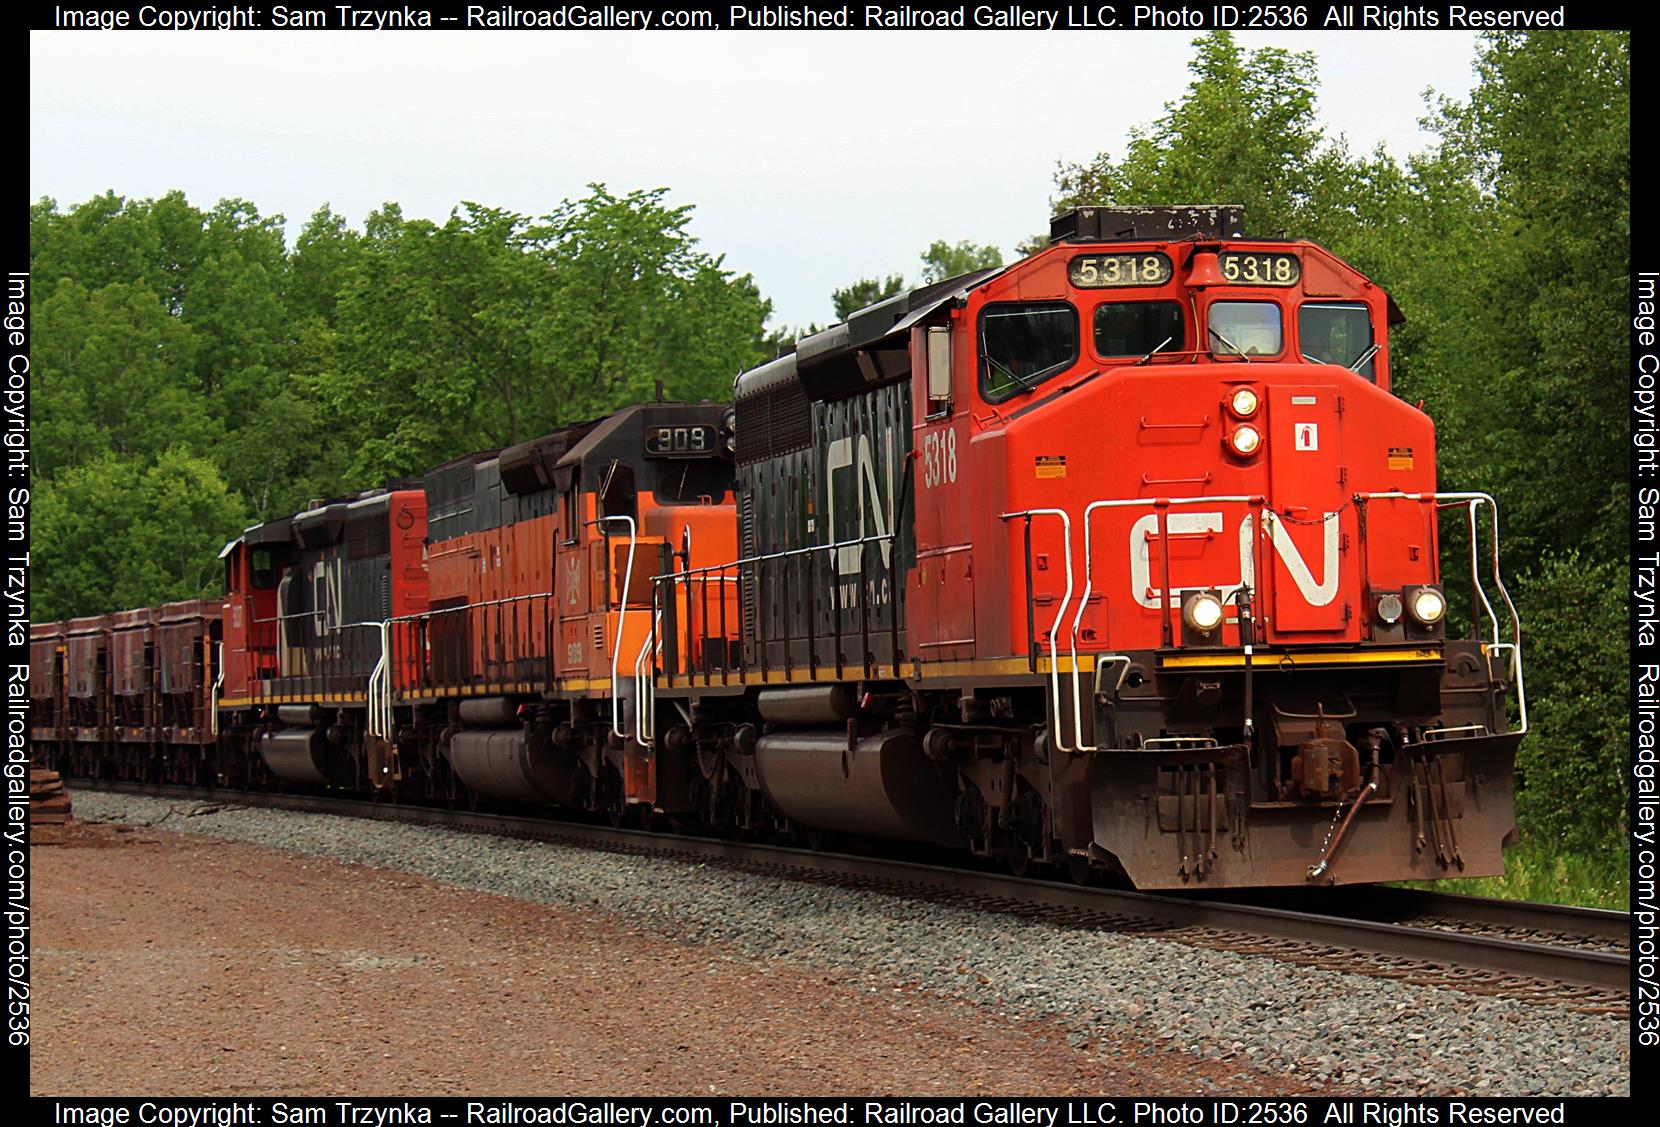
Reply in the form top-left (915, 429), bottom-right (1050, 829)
top-left (1183, 592), bottom-right (1226, 633)
top-left (1229, 387), bottom-right (1261, 419)
top-left (1409, 587), bottom-right (1447, 625)
top-left (1375, 593), bottom-right (1404, 625)
top-left (1229, 424), bottom-right (1262, 457)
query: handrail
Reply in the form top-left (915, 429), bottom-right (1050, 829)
top-left (997, 508), bottom-right (1075, 751)
top-left (661, 531), bottom-right (896, 581)
top-left (648, 530), bottom-right (897, 685)
top-left (1068, 494), bottom-right (1265, 753)
top-left (209, 642), bottom-right (225, 737)
top-left (597, 515), bottom-right (638, 740)
top-left (1010, 490), bottom-right (1524, 753)
top-left (366, 620), bottom-right (392, 741)
top-left (1359, 491), bottom-right (1526, 735)
top-left (633, 598), bottom-right (662, 747)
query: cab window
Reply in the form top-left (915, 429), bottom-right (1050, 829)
top-left (250, 548), bottom-right (278, 589)
top-left (979, 302), bottom-right (1078, 402)
top-left (1299, 302), bottom-right (1375, 379)
top-left (1207, 301), bottom-right (1282, 358)
top-left (1094, 301), bottom-right (1185, 359)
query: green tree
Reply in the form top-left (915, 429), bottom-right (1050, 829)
top-left (1051, 32), bottom-right (1349, 243)
top-left (1430, 32), bottom-right (1630, 564)
top-left (32, 449), bottom-right (246, 620)
top-left (528, 185), bottom-right (771, 421)
top-left (320, 186), bottom-right (772, 481)
top-left (31, 279), bottom-right (216, 479)
top-left (827, 240), bottom-right (1005, 323)
top-left (918, 240), bottom-right (1003, 284)
top-left (1508, 553), bottom-right (1629, 854)
top-left (831, 274), bottom-right (905, 321)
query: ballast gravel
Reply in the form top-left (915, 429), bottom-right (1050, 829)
top-left (65, 792), bottom-right (1627, 1096)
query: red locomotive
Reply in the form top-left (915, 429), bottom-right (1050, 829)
top-left (32, 206), bottom-right (1524, 888)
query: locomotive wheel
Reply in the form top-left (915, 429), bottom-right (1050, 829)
top-left (802, 827), bottom-right (841, 853)
top-left (1005, 836), bottom-right (1033, 879)
top-left (1066, 854), bottom-right (1095, 886)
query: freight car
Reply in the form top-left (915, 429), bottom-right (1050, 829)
top-left (32, 205), bottom-right (1525, 888)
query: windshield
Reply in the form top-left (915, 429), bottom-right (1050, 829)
top-left (1208, 302), bottom-right (1282, 357)
top-left (1299, 303), bottom-right (1375, 379)
top-left (1094, 301), bottom-right (1185, 358)
top-left (979, 302), bottom-right (1078, 401)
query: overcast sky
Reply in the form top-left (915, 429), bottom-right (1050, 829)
top-left (31, 30), bottom-right (1481, 329)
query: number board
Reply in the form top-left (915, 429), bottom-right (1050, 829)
top-left (1219, 252), bottom-right (1300, 286)
top-left (1070, 253), bottom-right (1173, 288)
top-left (645, 424), bottom-right (717, 458)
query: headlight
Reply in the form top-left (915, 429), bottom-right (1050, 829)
top-left (1229, 387), bottom-right (1260, 418)
top-left (1375, 592), bottom-right (1404, 625)
top-left (1182, 592), bottom-right (1225, 633)
top-left (1409, 587), bottom-right (1446, 625)
top-left (1229, 424), bottom-right (1262, 457)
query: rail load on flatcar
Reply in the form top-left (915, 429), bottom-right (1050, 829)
top-left (32, 205), bottom-right (1524, 890)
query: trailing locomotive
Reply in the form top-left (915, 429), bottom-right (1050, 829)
top-left (30, 206), bottom-right (1525, 888)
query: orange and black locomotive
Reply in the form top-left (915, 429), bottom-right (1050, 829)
top-left (31, 206), bottom-right (1525, 888)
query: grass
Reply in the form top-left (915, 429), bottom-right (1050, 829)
top-left (1395, 841), bottom-right (1629, 909)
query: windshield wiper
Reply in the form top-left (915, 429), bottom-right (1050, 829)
top-left (1208, 326), bottom-right (1250, 361)
top-left (1347, 344), bottom-right (1381, 372)
top-left (1134, 335), bottom-right (1175, 366)
top-left (983, 352), bottom-right (1038, 394)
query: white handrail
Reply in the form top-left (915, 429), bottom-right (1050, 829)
top-left (365, 620), bottom-right (392, 741)
top-left (999, 508), bottom-right (1075, 752)
top-left (1360, 491), bottom-right (1525, 735)
top-left (633, 603), bottom-right (662, 747)
top-left (209, 641), bottom-right (225, 737)
top-left (1016, 490), bottom-right (1524, 754)
top-left (599, 515), bottom-right (638, 740)
top-left (1070, 494), bottom-right (1263, 753)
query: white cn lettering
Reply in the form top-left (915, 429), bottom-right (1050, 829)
top-left (826, 430), bottom-right (894, 577)
top-left (1129, 511), bottom-right (1340, 609)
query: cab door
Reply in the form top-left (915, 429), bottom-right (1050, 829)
top-left (910, 323), bottom-right (976, 662)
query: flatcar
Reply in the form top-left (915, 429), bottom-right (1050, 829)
top-left (31, 205), bottom-right (1525, 888)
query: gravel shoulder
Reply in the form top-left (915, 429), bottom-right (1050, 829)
top-left (33, 793), bottom-right (1630, 1097)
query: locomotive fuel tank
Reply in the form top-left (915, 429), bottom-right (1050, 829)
top-left (258, 728), bottom-right (332, 785)
top-left (447, 728), bottom-right (583, 807)
top-left (753, 730), bottom-right (964, 846)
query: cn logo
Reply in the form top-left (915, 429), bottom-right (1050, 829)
top-left (826, 430), bottom-right (895, 577)
top-left (1127, 511), bottom-right (1340, 609)
top-left (1294, 423), bottom-right (1319, 451)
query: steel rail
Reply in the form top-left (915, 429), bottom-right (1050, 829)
top-left (75, 780), bottom-right (1629, 994)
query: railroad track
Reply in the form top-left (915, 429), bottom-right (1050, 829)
top-left (69, 779), bottom-right (1630, 1018)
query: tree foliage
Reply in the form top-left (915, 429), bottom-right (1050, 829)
top-left (1052, 32), bottom-right (1344, 241)
top-left (29, 183), bottom-right (773, 616)
top-left (831, 274), bottom-right (905, 321)
top-left (33, 449), bottom-right (245, 618)
top-left (918, 240), bottom-right (1003, 284)
top-left (827, 240), bottom-right (1006, 325)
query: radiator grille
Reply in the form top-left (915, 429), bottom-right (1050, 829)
top-left (735, 378), bottom-right (813, 465)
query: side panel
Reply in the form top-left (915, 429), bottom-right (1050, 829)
top-left (739, 380), bottom-right (914, 673)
